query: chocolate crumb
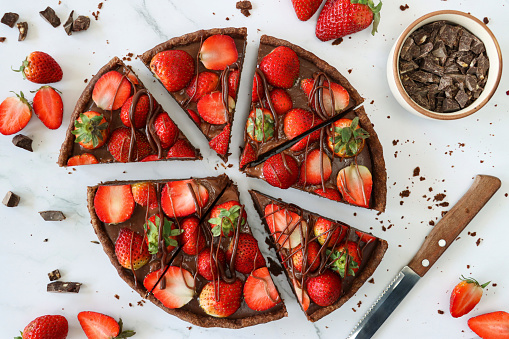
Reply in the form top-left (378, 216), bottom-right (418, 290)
top-left (352, 308), bottom-right (357, 312)
top-left (368, 278), bottom-right (375, 284)
top-left (73, 16), bottom-right (90, 31)
top-left (348, 69), bottom-right (353, 74)
top-left (332, 37), bottom-right (343, 45)
top-left (114, 294), bottom-right (119, 299)
top-left (441, 211), bottom-right (448, 217)
top-left (47, 281), bottom-right (82, 293)
top-left (369, 100), bottom-right (374, 104)
top-left (98, 2), bottom-right (103, 9)
top-left (467, 265), bottom-right (470, 268)
top-left (438, 310), bottom-right (444, 314)
top-left (400, 4), bottom-right (409, 11)
top-left (429, 220), bottom-right (435, 226)
top-left (434, 193), bottom-right (446, 201)
top-left (40, 7), bottom-right (61, 27)
top-left (48, 269), bottom-right (61, 281)
top-left (1, 12), bottom-right (19, 28)
top-left (90, 240), bottom-right (99, 244)
top-left (63, 10), bottom-right (74, 35)
top-left (39, 210), bottom-right (66, 221)
top-left (17, 22), bottom-right (28, 41)
top-left (137, 300), bottom-right (145, 306)
top-left (420, 176), bottom-right (425, 181)
top-left (505, 193), bottom-right (508, 197)
top-left (506, 91), bottom-right (509, 95)
top-left (382, 226), bottom-right (387, 232)
top-left (92, 11), bottom-right (99, 20)
top-left (399, 190), bottom-right (410, 198)
top-left (413, 167), bottom-right (420, 176)
top-left (84, 79), bottom-right (88, 83)
top-left (236, 1), bottom-right (252, 17)
top-left (187, 326), bottom-right (192, 330)
top-left (357, 301), bottom-right (362, 307)
top-left (392, 139), bottom-right (398, 146)
top-left (438, 202), bottom-right (449, 207)
top-left (12, 134), bottom-right (33, 152)
top-left (492, 283), bottom-right (497, 287)
top-left (226, 17), bottom-right (230, 21)
top-left (469, 231), bottom-right (477, 237)
top-left (129, 303), bottom-right (133, 307)
top-left (476, 238), bottom-right (482, 246)
top-left (2, 191), bottom-right (20, 207)
top-left (0, 37), bottom-right (5, 43)
top-left (43, 238), bottom-right (48, 242)
top-left (483, 17), bottom-right (489, 24)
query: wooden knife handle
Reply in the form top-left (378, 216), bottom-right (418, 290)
top-left (408, 175), bottom-right (501, 277)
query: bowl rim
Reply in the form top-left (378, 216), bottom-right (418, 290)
top-left (392, 10), bottom-right (503, 120)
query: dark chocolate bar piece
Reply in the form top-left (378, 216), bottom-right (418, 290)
top-left (12, 134), bottom-right (33, 152)
top-left (48, 269), bottom-right (61, 281)
top-left (1, 12), bottom-right (19, 28)
top-left (2, 191), bottom-right (20, 207)
top-left (47, 281), bottom-right (82, 293)
top-left (40, 7), bottom-right (61, 27)
top-left (63, 10), bottom-right (74, 35)
top-left (39, 210), bottom-right (66, 221)
top-left (17, 22), bottom-right (28, 41)
top-left (73, 16), bottom-right (90, 31)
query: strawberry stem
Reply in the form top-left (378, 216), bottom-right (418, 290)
top-left (460, 275), bottom-right (491, 289)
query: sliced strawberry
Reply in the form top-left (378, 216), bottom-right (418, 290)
top-left (262, 153), bottom-right (300, 189)
top-left (154, 112), bottom-right (179, 149)
top-left (77, 311), bottom-right (134, 339)
top-left (283, 108), bottom-right (323, 152)
top-left (468, 311), bottom-right (509, 339)
top-left (126, 71), bottom-right (139, 85)
top-left (337, 163), bottom-right (372, 208)
top-left (300, 78), bottom-right (350, 115)
top-left (305, 269), bottom-right (342, 306)
top-left (199, 34), bottom-right (238, 70)
top-left (264, 203), bottom-right (308, 249)
top-left (450, 276), bottom-right (491, 318)
top-left (269, 88), bottom-right (292, 115)
top-left (67, 153), bottom-right (99, 166)
top-left (181, 216), bottom-right (206, 255)
top-left (291, 241), bottom-right (321, 273)
top-left (355, 231), bottom-right (376, 243)
top-left (72, 111), bottom-right (109, 149)
top-left (244, 267), bottom-right (281, 311)
top-left (94, 184), bottom-right (135, 224)
top-left (239, 143), bottom-right (256, 169)
top-left (292, 0), bottom-right (323, 21)
top-left (314, 217), bottom-right (348, 247)
top-left (141, 154), bottom-right (160, 162)
top-left (185, 71), bottom-right (219, 102)
top-left (252, 72), bottom-right (264, 103)
top-left (166, 139), bottom-right (197, 158)
top-left (228, 69), bottom-right (240, 99)
top-left (197, 247), bottom-right (226, 280)
top-left (187, 109), bottom-right (201, 125)
top-left (292, 278), bottom-right (310, 311)
top-left (0, 92), bottom-right (32, 135)
top-left (144, 214), bottom-right (181, 254)
top-left (246, 108), bottom-right (275, 142)
top-left (115, 228), bottom-right (150, 270)
top-left (131, 182), bottom-right (158, 209)
top-left (208, 200), bottom-right (247, 237)
top-left (227, 233), bottom-right (266, 274)
top-left (143, 266), bottom-right (195, 309)
top-left (314, 187), bottom-right (342, 201)
top-left (197, 91), bottom-right (234, 125)
top-left (299, 149), bottom-right (332, 186)
top-left (92, 71), bottom-right (131, 110)
top-left (327, 117), bottom-right (369, 157)
top-left (120, 94), bottom-right (150, 128)
top-left (259, 46), bottom-right (300, 89)
top-left (107, 127), bottom-right (152, 162)
top-left (150, 50), bottom-right (195, 92)
top-left (32, 86), bottom-right (63, 129)
top-left (199, 279), bottom-right (243, 317)
top-left (161, 179), bottom-right (209, 218)
top-left (328, 241), bottom-right (361, 278)
top-left (209, 123), bottom-right (231, 156)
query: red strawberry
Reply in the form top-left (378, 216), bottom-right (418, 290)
top-left (226, 233), bottom-right (266, 274)
top-left (77, 311), bottom-right (134, 339)
top-left (292, 278), bottom-right (310, 311)
top-left (246, 108), bottom-right (275, 143)
top-left (143, 266), bottom-right (195, 309)
top-left (337, 163), bottom-right (372, 208)
top-left (262, 153), bottom-right (300, 189)
top-left (228, 69), bottom-right (240, 99)
top-left (94, 184), bottom-right (135, 224)
top-left (315, 0), bottom-right (382, 41)
top-left (181, 216), bottom-right (206, 255)
top-left (314, 217), bottom-right (347, 246)
top-left (299, 149), bottom-right (332, 186)
top-left (131, 182), bottom-right (158, 209)
top-left (300, 78), bottom-right (350, 115)
top-left (16, 314), bottom-right (68, 339)
top-left (144, 214), bottom-right (181, 254)
top-left (67, 153), bottom-right (99, 166)
top-left (150, 50), bottom-right (195, 92)
top-left (141, 154), bottom-right (160, 162)
top-left (199, 34), bottom-right (238, 70)
top-left (0, 92), bottom-right (32, 135)
top-left (126, 71), bottom-right (139, 85)
top-left (269, 88), bottom-right (292, 115)
top-left (291, 241), bottom-right (321, 273)
top-left (314, 187), bottom-right (342, 201)
top-left (187, 109), bottom-right (201, 125)
top-left (115, 228), bottom-right (150, 270)
top-left (208, 200), bottom-right (247, 237)
top-left (120, 94), bottom-right (150, 128)
top-left (355, 231), bottom-right (376, 243)
top-left (264, 204), bottom-right (308, 249)
top-left (468, 311), bottom-right (509, 339)
top-left (327, 117), bottom-right (368, 157)
top-left (107, 127), bottom-right (152, 162)
top-left (244, 267), bottom-right (281, 311)
top-left (305, 269), bottom-right (342, 306)
top-left (166, 139), bottom-right (196, 158)
top-left (14, 51), bottom-right (63, 83)
top-left (450, 276), bottom-right (491, 318)
top-left (251, 72), bottom-right (264, 103)
top-left (283, 108), bottom-right (323, 151)
top-left (199, 279), bottom-right (243, 317)
top-left (239, 143), bottom-right (256, 169)
top-left (209, 124), bottom-right (230, 156)
top-left (154, 112), bottom-right (179, 149)
top-left (32, 86), bottom-right (63, 129)
top-left (329, 241), bottom-right (361, 278)
top-left (197, 92), bottom-right (234, 125)
top-left (197, 247), bottom-right (226, 280)
top-left (161, 179), bottom-right (209, 218)
top-left (185, 71), bottom-right (219, 102)
top-left (92, 71), bottom-right (131, 110)
top-left (292, 0), bottom-right (323, 21)
top-left (259, 46), bottom-right (300, 89)
top-left (72, 111), bottom-right (109, 149)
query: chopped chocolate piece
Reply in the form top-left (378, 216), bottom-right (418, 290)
top-left (432, 40), bottom-right (447, 60)
top-left (439, 24), bottom-right (461, 48)
top-left (409, 70), bottom-right (440, 83)
top-left (476, 54), bottom-right (489, 78)
top-left (483, 17), bottom-right (489, 25)
top-left (471, 38), bottom-right (485, 54)
top-left (455, 88), bottom-right (469, 108)
top-left (0, 37), bottom-right (5, 42)
top-left (416, 42), bottom-right (433, 59)
top-left (456, 51), bottom-right (474, 69)
top-left (412, 28), bottom-right (429, 45)
top-left (236, 1), bottom-right (252, 9)
top-left (48, 269), bottom-right (61, 281)
top-left (445, 85), bottom-right (458, 99)
top-left (399, 60), bottom-right (419, 74)
top-left (465, 74), bottom-right (477, 92)
top-left (12, 134), bottom-right (33, 152)
top-left (421, 56), bottom-right (444, 76)
top-left (1, 12), bottom-right (19, 28)
top-left (2, 191), bottom-right (20, 207)
top-left (400, 4), bottom-right (409, 11)
top-left (410, 92), bottom-right (430, 110)
top-left (39, 210), bottom-right (66, 221)
top-left (241, 9), bottom-right (251, 17)
top-left (17, 22), bottom-right (28, 41)
top-left (458, 33), bottom-right (473, 52)
top-left (73, 16), bottom-right (90, 31)
top-left (409, 44), bottom-right (421, 59)
top-left (63, 10), bottom-right (74, 35)
top-left (449, 73), bottom-right (466, 85)
top-left (438, 75), bottom-right (453, 91)
top-left (39, 7), bottom-right (61, 27)
top-left (473, 88), bottom-right (483, 99)
top-left (400, 37), bottom-right (416, 61)
top-left (332, 37), bottom-right (343, 45)
top-left (442, 98), bottom-right (460, 112)
top-left (47, 281), bottom-right (82, 293)
top-left (444, 63), bottom-right (460, 74)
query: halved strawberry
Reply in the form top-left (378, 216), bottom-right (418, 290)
top-left (120, 94), bottom-right (150, 128)
top-left (269, 88), bottom-right (292, 115)
top-left (337, 163), bottom-right (372, 208)
top-left (77, 311), bottom-right (134, 339)
top-left (328, 241), bottom-right (361, 278)
top-left (144, 214), bottom-right (182, 254)
top-left (264, 203), bottom-right (308, 249)
top-left (185, 71), bottom-right (219, 102)
top-left (94, 184), bottom-right (135, 224)
top-left (283, 108), bottom-right (323, 152)
top-left (199, 34), bottom-right (238, 70)
top-left (355, 230), bottom-right (376, 243)
top-left (197, 91), bottom-right (234, 125)
top-left (291, 241), bottom-right (321, 273)
top-left (305, 269), bottom-right (342, 306)
top-left (187, 109), bottom-right (201, 125)
top-left (67, 153), bottom-right (99, 166)
top-left (450, 276), bottom-right (491, 318)
top-left (327, 117), bottom-right (369, 157)
top-left (239, 143), bottom-right (256, 169)
top-left (246, 108), bottom-right (275, 143)
top-left (181, 216), bottom-right (206, 255)
top-left (468, 311), bottom-right (509, 339)
top-left (166, 139), bottom-right (196, 158)
top-left (292, 278), bottom-right (310, 311)
top-left (262, 153), bottom-right (300, 189)
top-left (300, 78), bottom-right (350, 115)
top-left (107, 127), bottom-right (152, 162)
top-left (143, 266), bottom-right (195, 309)
top-left (228, 69), bottom-right (240, 99)
top-left (244, 267), bottom-right (281, 311)
top-left (197, 247), bottom-right (226, 280)
top-left (208, 200), bottom-right (247, 237)
top-left (131, 182), bottom-right (158, 209)
top-left (314, 217), bottom-right (347, 247)
top-left (251, 72), bottom-right (264, 103)
top-left (209, 124), bottom-right (230, 156)
top-left (154, 112), bottom-right (179, 149)
top-left (161, 179), bottom-right (209, 218)
top-left (199, 279), bottom-right (243, 317)
top-left (141, 154), bottom-right (160, 162)
top-left (226, 233), bottom-right (266, 274)
top-left (92, 71), bottom-right (131, 110)
top-left (259, 46), bottom-right (300, 89)
top-left (72, 111), bottom-right (109, 149)
top-left (150, 50), bottom-right (195, 92)
top-left (32, 86), bottom-right (63, 129)
top-left (115, 228), bottom-right (150, 270)
top-left (314, 187), bottom-right (342, 201)
top-left (0, 91), bottom-right (32, 135)
top-left (299, 149), bottom-right (332, 186)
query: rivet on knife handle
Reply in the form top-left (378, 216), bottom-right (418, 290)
top-left (407, 174), bottom-right (501, 277)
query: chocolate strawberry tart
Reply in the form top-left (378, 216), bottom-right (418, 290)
top-left (240, 35), bottom-right (386, 212)
top-left (140, 27), bottom-right (247, 162)
top-left (87, 174), bottom-right (287, 328)
top-left (58, 57), bottom-right (200, 167)
top-left (249, 190), bottom-right (388, 322)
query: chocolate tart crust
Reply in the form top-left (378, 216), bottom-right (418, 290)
top-left (87, 176), bottom-right (287, 328)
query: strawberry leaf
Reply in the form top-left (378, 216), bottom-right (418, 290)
top-left (208, 205), bottom-right (245, 237)
top-left (327, 247), bottom-right (359, 278)
top-left (247, 108), bottom-right (274, 142)
top-left (116, 318), bottom-right (136, 338)
top-left (329, 117), bottom-right (369, 157)
top-left (144, 215), bottom-right (182, 254)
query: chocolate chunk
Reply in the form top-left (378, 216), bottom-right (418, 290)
top-left (471, 38), bottom-right (486, 55)
top-left (439, 24), bottom-right (461, 48)
top-left (421, 56), bottom-right (444, 76)
top-left (476, 54), bottom-right (489, 78)
top-left (457, 51), bottom-right (474, 69)
top-left (63, 10), bottom-right (74, 35)
top-left (442, 98), bottom-right (460, 112)
top-left (458, 33), bottom-right (473, 52)
top-left (72, 16), bottom-right (90, 31)
top-left (399, 60), bottom-right (418, 74)
top-left (40, 7), bottom-right (61, 27)
top-left (39, 210), bottom-right (66, 221)
top-left (332, 37), bottom-right (343, 45)
top-left (445, 85), bottom-right (458, 99)
top-left (412, 28), bottom-right (429, 45)
top-left (465, 74), bottom-right (477, 92)
top-left (438, 75), bottom-right (453, 91)
top-left (455, 88), bottom-right (469, 108)
top-left (1, 12), bottom-right (19, 28)
top-left (409, 70), bottom-right (440, 83)
top-left (48, 269), bottom-right (61, 281)
top-left (400, 37), bottom-right (416, 61)
top-left (432, 40), bottom-right (447, 60)
top-left (444, 63), bottom-right (460, 74)
top-left (12, 134), bottom-right (33, 152)
top-left (416, 42), bottom-right (433, 59)
top-left (2, 191), bottom-right (20, 207)
top-left (17, 22), bottom-right (28, 41)
top-left (0, 37), bottom-right (5, 43)
top-left (410, 92), bottom-right (430, 110)
top-left (47, 281), bottom-right (82, 293)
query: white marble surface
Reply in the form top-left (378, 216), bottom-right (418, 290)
top-left (0, 0), bottom-right (508, 338)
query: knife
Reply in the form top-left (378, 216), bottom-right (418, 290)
top-left (348, 174), bottom-right (501, 339)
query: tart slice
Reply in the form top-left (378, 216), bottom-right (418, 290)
top-left (87, 174), bottom-right (287, 328)
top-left (140, 27), bottom-right (247, 162)
top-left (249, 190), bottom-right (388, 322)
top-left (58, 57), bottom-right (200, 166)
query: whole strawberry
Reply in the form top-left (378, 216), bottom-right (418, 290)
top-left (259, 46), bottom-right (300, 89)
top-left (115, 228), bottom-right (150, 271)
top-left (305, 269), bottom-right (342, 306)
top-left (150, 50), bottom-right (194, 92)
top-left (16, 314), bottom-right (68, 339)
top-left (262, 153), bottom-right (300, 189)
top-left (14, 51), bottom-right (63, 83)
top-left (316, 0), bottom-right (382, 41)
top-left (199, 279), bottom-right (243, 317)
top-left (226, 233), bottom-right (265, 274)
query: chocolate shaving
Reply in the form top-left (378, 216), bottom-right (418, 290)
top-left (2, 191), bottom-right (20, 207)
top-left (40, 7), bottom-right (61, 27)
top-left (1, 12), bottom-right (19, 28)
top-left (47, 281), bottom-right (82, 293)
top-left (48, 269), bottom-right (61, 281)
top-left (12, 134), bottom-right (33, 152)
top-left (17, 22), bottom-right (28, 41)
top-left (63, 10), bottom-right (74, 35)
top-left (39, 210), bottom-right (66, 221)
top-left (73, 16), bottom-right (90, 31)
